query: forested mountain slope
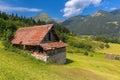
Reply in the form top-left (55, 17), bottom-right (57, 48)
top-left (62, 9), bottom-right (120, 37)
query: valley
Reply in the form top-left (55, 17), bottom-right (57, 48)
top-left (0, 8), bottom-right (120, 80)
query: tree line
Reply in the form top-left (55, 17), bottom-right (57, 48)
top-left (93, 35), bottom-right (120, 44)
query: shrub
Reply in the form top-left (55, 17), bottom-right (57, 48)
top-left (79, 43), bottom-right (92, 50)
top-left (115, 57), bottom-right (120, 60)
top-left (93, 35), bottom-right (120, 44)
top-left (105, 43), bottom-right (110, 48)
top-left (69, 41), bottom-right (92, 51)
top-left (90, 54), bottom-right (94, 57)
top-left (99, 44), bottom-right (104, 49)
top-left (84, 51), bottom-right (89, 56)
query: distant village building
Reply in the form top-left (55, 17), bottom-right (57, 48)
top-left (11, 24), bottom-right (67, 64)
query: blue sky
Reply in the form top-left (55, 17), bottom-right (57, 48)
top-left (0, 0), bottom-right (120, 19)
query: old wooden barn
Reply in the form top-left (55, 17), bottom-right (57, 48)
top-left (11, 24), bottom-right (67, 64)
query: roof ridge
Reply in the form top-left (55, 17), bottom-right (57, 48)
top-left (18, 24), bottom-right (54, 30)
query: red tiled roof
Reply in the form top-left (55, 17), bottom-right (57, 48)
top-left (11, 24), bottom-right (54, 45)
top-left (40, 41), bottom-right (67, 50)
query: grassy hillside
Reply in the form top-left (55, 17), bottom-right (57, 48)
top-left (97, 43), bottom-right (120, 55)
top-left (1, 32), bottom-right (120, 80)
top-left (1, 35), bottom-right (120, 80)
top-left (0, 48), bottom-right (120, 80)
top-left (0, 41), bottom-right (4, 49)
top-left (66, 36), bottom-right (105, 53)
top-left (1, 12), bottom-right (120, 80)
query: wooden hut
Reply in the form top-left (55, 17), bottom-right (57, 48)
top-left (11, 24), bottom-right (67, 64)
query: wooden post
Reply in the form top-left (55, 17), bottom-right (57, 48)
top-left (23, 45), bottom-right (26, 50)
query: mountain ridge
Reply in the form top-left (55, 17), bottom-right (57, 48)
top-left (33, 9), bottom-right (120, 37)
top-left (62, 9), bottom-right (120, 37)
top-left (33, 12), bottom-right (64, 24)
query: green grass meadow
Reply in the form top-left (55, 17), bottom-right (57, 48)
top-left (0, 41), bottom-right (4, 49)
top-left (0, 48), bottom-right (120, 80)
top-left (0, 37), bottom-right (120, 80)
top-left (97, 43), bottom-right (120, 55)
top-left (1, 10), bottom-right (120, 80)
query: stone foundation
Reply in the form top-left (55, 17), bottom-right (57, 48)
top-left (31, 48), bottom-right (66, 64)
top-left (48, 52), bottom-right (66, 64)
top-left (31, 52), bottom-right (49, 62)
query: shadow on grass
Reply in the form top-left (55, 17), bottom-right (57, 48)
top-left (65, 58), bottom-right (74, 64)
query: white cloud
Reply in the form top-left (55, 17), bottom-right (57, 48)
top-left (92, 0), bottom-right (102, 6)
top-left (110, 7), bottom-right (117, 11)
top-left (0, 0), bottom-right (41, 12)
top-left (63, 0), bottom-right (102, 17)
top-left (0, 5), bottom-right (42, 12)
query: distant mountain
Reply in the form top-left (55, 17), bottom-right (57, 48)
top-left (111, 9), bottom-right (120, 15)
top-left (91, 10), bottom-right (113, 17)
top-left (33, 12), bottom-right (64, 24)
top-left (62, 10), bottom-right (120, 37)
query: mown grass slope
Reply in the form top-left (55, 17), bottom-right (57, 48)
top-left (0, 41), bottom-right (4, 49)
top-left (66, 36), bottom-right (104, 53)
top-left (97, 43), bottom-right (120, 55)
top-left (0, 48), bottom-right (120, 80)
